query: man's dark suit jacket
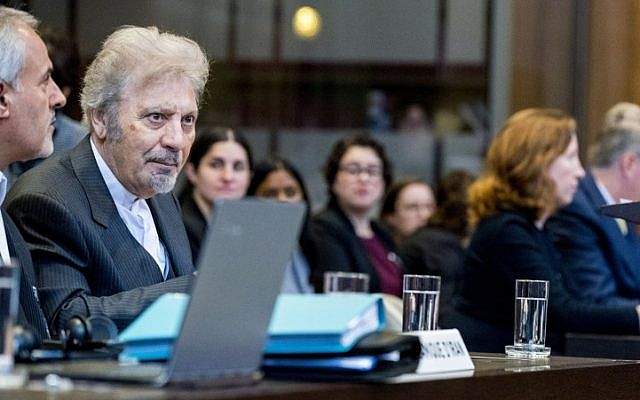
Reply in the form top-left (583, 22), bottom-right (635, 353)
top-left (311, 200), bottom-right (401, 293)
top-left (547, 173), bottom-right (640, 306)
top-left (5, 137), bottom-right (195, 334)
top-left (3, 210), bottom-right (49, 341)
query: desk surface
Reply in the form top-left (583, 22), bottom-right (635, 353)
top-left (7, 354), bottom-right (640, 400)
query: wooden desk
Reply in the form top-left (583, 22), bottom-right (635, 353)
top-left (7, 354), bottom-right (640, 400)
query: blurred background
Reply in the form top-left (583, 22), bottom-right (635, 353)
top-left (6, 0), bottom-right (640, 209)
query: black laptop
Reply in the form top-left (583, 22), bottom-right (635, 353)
top-left (30, 199), bottom-right (306, 386)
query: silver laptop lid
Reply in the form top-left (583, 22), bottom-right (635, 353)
top-left (166, 199), bottom-right (306, 384)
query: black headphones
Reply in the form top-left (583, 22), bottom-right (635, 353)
top-left (58, 314), bottom-right (118, 350)
top-left (14, 314), bottom-right (119, 361)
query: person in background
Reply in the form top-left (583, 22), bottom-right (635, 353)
top-left (547, 124), bottom-right (640, 306)
top-left (453, 108), bottom-right (640, 353)
top-left (6, 26), bottom-right (86, 187)
top-left (400, 170), bottom-right (474, 318)
top-left (0, 6), bottom-right (67, 340)
top-left (380, 178), bottom-right (436, 245)
top-left (398, 104), bottom-right (430, 135)
top-left (178, 128), bottom-right (253, 262)
top-left (311, 134), bottom-right (404, 296)
top-left (247, 157), bottom-right (316, 294)
top-left (602, 102), bottom-right (640, 131)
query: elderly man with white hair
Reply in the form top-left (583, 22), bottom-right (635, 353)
top-left (6, 25), bottom-right (209, 335)
top-left (0, 6), bottom-right (66, 341)
top-left (547, 123), bottom-right (640, 306)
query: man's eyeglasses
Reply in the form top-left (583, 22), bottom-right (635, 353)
top-left (338, 163), bottom-right (383, 179)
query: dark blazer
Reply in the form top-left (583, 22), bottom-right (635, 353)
top-left (399, 226), bottom-right (465, 317)
top-left (3, 210), bottom-right (49, 341)
top-left (456, 210), bottom-right (638, 353)
top-left (5, 137), bottom-right (195, 334)
top-left (178, 189), bottom-right (207, 263)
top-left (547, 173), bottom-right (640, 306)
top-left (311, 201), bottom-right (401, 293)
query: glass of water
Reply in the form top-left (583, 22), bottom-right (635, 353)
top-left (324, 271), bottom-right (370, 293)
top-left (0, 260), bottom-right (20, 374)
top-left (505, 279), bottom-right (551, 358)
top-left (402, 274), bottom-right (440, 332)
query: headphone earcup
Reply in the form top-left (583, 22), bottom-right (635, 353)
top-left (65, 316), bottom-right (90, 349)
top-left (12, 325), bottom-right (38, 359)
top-left (85, 315), bottom-right (118, 343)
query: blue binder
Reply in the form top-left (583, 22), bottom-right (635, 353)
top-left (266, 294), bottom-right (386, 354)
top-left (117, 293), bottom-right (386, 361)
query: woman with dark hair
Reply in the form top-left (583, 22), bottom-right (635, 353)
top-left (453, 108), bottom-right (640, 352)
top-left (311, 134), bottom-right (404, 296)
top-left (178, 128), bottom-right (253, 261)
top-left (380, 178), bottom-right (436, 245)
top-left (248, 157), bottom-right (316, 294)
top-left (399, 170), bottom-right (474, 319)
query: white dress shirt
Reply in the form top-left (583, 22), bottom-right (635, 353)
top-left (90, 139), bottom-right (168, 279)
top-left (594, 177), bottom-right (629, 236)
top-left (0, 171), bottom-right (11, 265)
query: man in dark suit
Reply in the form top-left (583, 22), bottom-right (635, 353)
top-left (0, 6), bottom-right (67, 340)
top-left (6, 25), bottom-right (210, 335)
top-left (547, 124), bottom-right (640, 306)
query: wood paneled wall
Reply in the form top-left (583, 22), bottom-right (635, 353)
top-left (510, 0), bottom-right (640, 161)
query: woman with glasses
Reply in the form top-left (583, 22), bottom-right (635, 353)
top-left (311, 134), bottom-right (404, 296)
top-left (177, 128), bottom-right (253, 262)
top-left (247, 157), bottom-right (316, 294)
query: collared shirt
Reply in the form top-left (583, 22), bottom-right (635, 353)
top-left (90, 139), bottom-right (168, 279)
top-left (0, 171), bottom-right (11, 265)
top-left (594, 176), bottom-right (629, 236)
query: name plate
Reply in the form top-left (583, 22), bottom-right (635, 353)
top-left (406, 329), bottom-right (474, 374)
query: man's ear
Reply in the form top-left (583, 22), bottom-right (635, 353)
top-left (0, 82), bottom-right (11, 119)
top-left (89, 109), bottom-right (108, 141)
top-left (620, 152), bottom-right (638, 179)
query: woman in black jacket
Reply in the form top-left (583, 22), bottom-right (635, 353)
top-left (177, 128), bottom-right (253, 262)
top-left (452, 108), bottom-right (640, 352)
top-left (311, 135), bottom-right (404, 296)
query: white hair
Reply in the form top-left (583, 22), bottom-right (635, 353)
top-left (81, 26), bottom-right (209, 136)
top-left (0, 7), bottom-right (39, 90)
top-left (603, 102), bottom-right (640, 131)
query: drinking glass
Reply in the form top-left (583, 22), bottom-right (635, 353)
top-left (0, 260), bottom-right (20, 374)
top-left (505, 279), bottom-right (551, 358)
top-left (402, 274), bottom-right (440, 332)
top-left (323, 272), bottom-right (370, 293)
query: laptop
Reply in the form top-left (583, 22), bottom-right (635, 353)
top-left (29, 199), bottom-right (306, 386)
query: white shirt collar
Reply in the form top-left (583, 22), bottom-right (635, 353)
top-left (90, 138), bottom-right (137, 210)
top-left (0, 170), bottom-right (7, 206)
top-left (594, 176), bottom-right (617, 206)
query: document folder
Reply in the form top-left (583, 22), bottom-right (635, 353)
top-left (118, 293), bottom-right (386, 361)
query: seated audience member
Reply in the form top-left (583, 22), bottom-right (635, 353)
top-left (247, 157), bottom-right (316, 294)
top-left (6, 27), bottom-right (86, 187)
top-left (178, 128), bottom-right (252, 261)
top-left (6, 26), bottom-right (209, 334)
top-left (547, 125), bottom-right (640, 305)
top-left (0, 6), bottom-right (67, 340)
top-left (311, 135), bottom-right (404, 296)
top-left (398, 104), bottom-right (430, 135)
top-left (602, 102), bottom-right (640, 131)
top-left (400, 170), bottom-right (474, 316)
top-left (454, 108), bottom-right (640, 352)
top-left (380, 179), bottom-right (436, 245)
